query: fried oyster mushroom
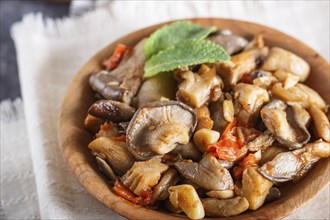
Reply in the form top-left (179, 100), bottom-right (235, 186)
top-left (242, 166), bottom-right (273, 210)
top-left (234, 83), bottom-right (270, 123)
top-left (89, 39), bottom-right (146, 104)
top-left (261, 47), bottom-right (310, 82)
top-left (88, 136), bottom-right (135, 176)
top-left (308, 103), bottom-right (330, 142)
top-left (126, 101), bottom-right (197, 160)
top-left (260, 99), bottom-right (310, 150)
top-left (174, 154), bottom-right (234, 191)
top-left (217, 46), bottom-right (269, 87)
top-left (121, 158), bottom-right (168, 196)
top-left (259, 140), bottom-right (330, 182)
top-left (176, 64), bottom-right (223, 108)
top-left (88, 100), bottom-right (135, 122)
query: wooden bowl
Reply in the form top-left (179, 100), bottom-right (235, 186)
top-left (58, 18), bottom-right (330, 219)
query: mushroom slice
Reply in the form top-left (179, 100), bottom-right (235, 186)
top-left (296, 83), bottom-right (327, 110)
top-left (208, 33), bottom-right (248, 55)
top-left (88, 100), bottom-right (135, 123)
top-left (121, 158), bottom-right (168, 196)
top-left (217, 47), bottom-right (269, 86)
top-left (271, 83), bottom-right (309, 107)
top-left (126, 101), bottom-right (197, 160)
top-left (171, 141), bottom-right (202, 162)
top-left (95, 156), bottom-right (118, 182)
top-left (234, 83), bottom-right (270, 114)
top-left (290, 103), bottom-right (311, 128)
top-left (174, 154), bottom-right (234, 191)
top-left (252, 70), bottom-right (278, 89)
top-left (304, 139), bottom-right (330, 158)
top-left (247, 130), bottom-right (275, 152)
top-left (209, 95), bottom-right (229, 133)
top-left (242, 167), bottom-right (273, 210)
top-left (84, 114), bottom-right (104, 133)
top-left (89, 39), bottom-right (146, 104)
top-left (274, 70), bottom-right (300, 89)
top-left (259, 140), bottom-right (330, 182)
top-left (88, 137), bottom-right (135, 176)
top-left (137, 71), bottom-right (176, 108)
top-left (201, 196), bottom-right (249, 217)
top-left (206, 190), bottom-right (234, 199)
top-left (234, 83), bottom-right (269, 124)
top-left (261, 99), bottom-right (310, 149)
top-left (244, 34), bottom-right (265, 50)
top-left (259, 145), bottom-right (287, 165)
top-left (217, 160), bottom-right (234, 169)
top-left (259, 149), bottom-right (305, 182)
top-left (152, 168), bottom-right (179, 201)
top-left (176, 65), bottom-right (223, 108)
top-left (261, 47), bottom-right (310, 82)
top-left (169, 185), bottom-right (205, 219)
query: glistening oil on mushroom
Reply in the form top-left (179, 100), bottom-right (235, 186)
top-left (84, 21), bottom-right (330, 219)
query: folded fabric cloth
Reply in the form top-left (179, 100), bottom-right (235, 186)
top-left (0, 99), bottom-right (40, 219)
top-left (2, 1), bottom-right (328, 219)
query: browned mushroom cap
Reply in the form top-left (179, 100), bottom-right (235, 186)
top-left (261, 99), bottom-right (310, 150)
top-left (89, 39), bottom-right (146, 104)
top-left (88, 100), bottom-right (135, 123)
top-left (126, 101), bottom-right (197, 160)
top-left (174, 154), bottom-right (234, 191)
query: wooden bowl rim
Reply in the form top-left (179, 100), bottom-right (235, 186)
top-left (58, 18), bottom-right (330, 220)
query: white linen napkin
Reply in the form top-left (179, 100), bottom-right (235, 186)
top-left (1, 99), bottom-right (40, 219)
top-left (3, 1), bottom-right (329, 219)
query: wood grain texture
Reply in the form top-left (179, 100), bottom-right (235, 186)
top-left (58, 18), bottom-right (330, 220)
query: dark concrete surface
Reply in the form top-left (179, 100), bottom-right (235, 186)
top-left (0, 0), bottom-right (70, 101)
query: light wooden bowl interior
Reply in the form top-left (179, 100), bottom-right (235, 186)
top-left (58, 18), bottom-right (330, 219)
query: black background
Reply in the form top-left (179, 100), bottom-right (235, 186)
top-left (0, 0), bottom-right (70, 101)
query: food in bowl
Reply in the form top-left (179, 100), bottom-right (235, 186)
top-left (84, 21), bottom-right (330, 219)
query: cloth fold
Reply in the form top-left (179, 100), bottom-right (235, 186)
top-left (2, 1), bottom-right (329, 219)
